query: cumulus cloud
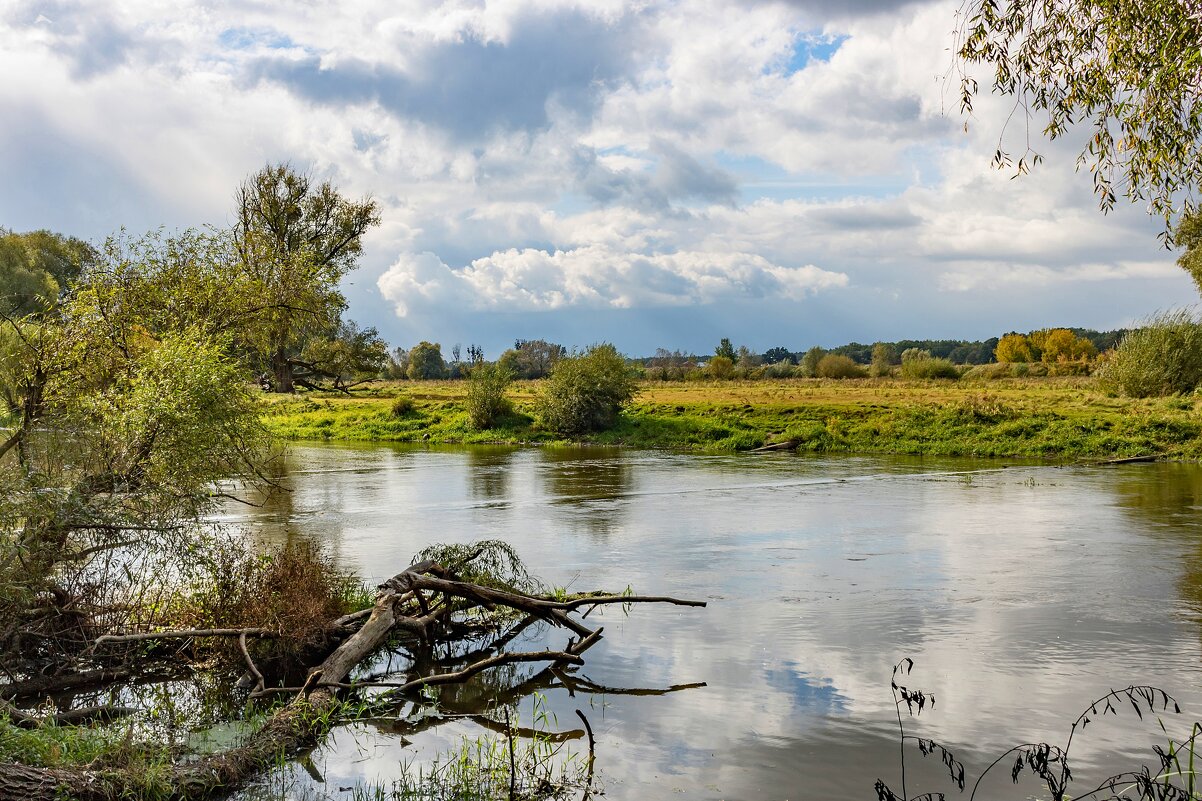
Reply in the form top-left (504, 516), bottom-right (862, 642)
top-left (0, 0), bottom-right (1190, 351)
top-left (378, 247), bottom-right (848, 315)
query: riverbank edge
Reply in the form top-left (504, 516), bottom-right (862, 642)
top-left (259, 378), bottom-right (1202, 461)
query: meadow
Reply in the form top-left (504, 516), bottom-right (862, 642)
top-left (260, 376), bottom-right (1202, 460)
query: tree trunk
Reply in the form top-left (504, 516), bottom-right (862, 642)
top-left (271, 348), bottom-right (294, 393)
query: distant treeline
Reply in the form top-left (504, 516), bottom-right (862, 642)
top-left (636, 329), bottom-right (1128, 367)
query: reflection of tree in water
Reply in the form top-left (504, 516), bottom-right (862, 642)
top-left (1110, 463), bottom-right (1202, 612)
top-left (538, 448), bottom-right (633, 538)
top-left (465, 446), bottom-right (519, 504)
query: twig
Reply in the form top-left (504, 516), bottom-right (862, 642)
top-left (94, 627), bottom-right (274, 647)
top-left (376, 649), bottom-right (585, 696)
top-left (506, 707), bottom-right (517, 801)
top-left (575, 709), bottom-right (596, 801)
top-left (239, 632), bottom-right (265, 695)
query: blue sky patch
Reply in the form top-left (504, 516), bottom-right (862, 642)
top-left (218, 27), bottom-right (295, 51)
top-left (784, 33), bottom-right (849, 74)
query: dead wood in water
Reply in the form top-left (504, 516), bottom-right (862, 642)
top-left (0, 553), bottom-right (705, 801)
top-left (750, 439), bottom-right (801, 453)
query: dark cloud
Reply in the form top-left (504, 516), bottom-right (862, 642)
top-left (651, 140), bottom-right (739, 205)
top-left (808, 204), bottom-right (920, 230)
top-left (7, 1), bottom-right (149, 78)
top-left (573, 141), bottom-right (738, 210)
top-left (245, 9), bottom-right (644, 140)
top-left (749, 0), bottom-right (939, 21)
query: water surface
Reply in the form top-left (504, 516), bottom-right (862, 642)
top-left (221, 444), bottom-right (1202, 800)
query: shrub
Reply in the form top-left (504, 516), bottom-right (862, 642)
top-left (178, 539), bottom-right (366, 663)
top-left (899, 348), bottom-right (960, 380)
top-left (816, 354), bottom-right (868, 379)
top-left (870, 342), bottom-right (897, 377)
top-left (706, 355), bottom-right (735, 380)
top-left (961, 362), bottom-right (1013, 380)
top-left (390, 395), bottom-right (415, 417)
top-left (465, 363), bottom-right (514, 429)
top-left (1097, 310), bottom-right (1202, 397)
top-left (761, 360), bottom-right (798, 378)
top-left (536, 343), bottom-right (638, 434)
top-left (799, 346), bottom-right (826, 377)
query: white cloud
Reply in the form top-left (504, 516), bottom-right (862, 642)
top-left (378, 246), bottom-right (848, 315)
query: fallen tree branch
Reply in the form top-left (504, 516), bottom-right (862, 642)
top-left (92, 628), bottom-right (274, 647)
top-left (0, 556), bottom-right (704, 801)
top-left (0, 698), bottom-right (138, 729)
top-left (335, 648), bottom-right (584, 695)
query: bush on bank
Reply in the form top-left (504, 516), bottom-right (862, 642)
top-left (1097, 310), bottom-right (1202, 397)
top-left (536, 344), bottom-right (639, 434)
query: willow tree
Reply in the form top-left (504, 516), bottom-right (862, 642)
top-left (956, 0), bottom-right (1202, 230)
top-left (0, 229), bottom-right (270, 668)
top-left (233, 164), bottom-right (380, 392)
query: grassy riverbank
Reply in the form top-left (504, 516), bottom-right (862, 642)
top-left (260, 377), bottom-right (1202, 459)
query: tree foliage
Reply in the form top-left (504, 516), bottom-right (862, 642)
top-left (407, 341), bottom-right (447, 380)
top-left (956, 0), bottom-right (1202, 227)
top-left (297, 321), bottom-right (388, 391)
top-left (763, 346), bottom-right (795, 365)
top-left (816, 353), bottom-right (867, 379)
top-left (799, 346), bottom-right (826, 377)
top-left (0, 230), bottom-right (97, 315)
top-left (995, 332), bottom-right (1036, 363)
top-left (1173, 210), bottom-right (1202, 295)
top-left (899, 348), bottom-right (960, 379)
top-left (234, 164), bottom-right (380, 391)
top-left (996, 329), bottom-right (1098, 363)
top-left (536, 344), bottom-right (638, 434)
top-left (496, 339), bottom-right (566, 379)
top-left (871, 342), bottom-right (898, 376)
top-left (0, 231), bottom-right (271, 662)
top-left (714, 337), bottom-right (737, 362)
top-left (465, 363), bottom-right (514, 429)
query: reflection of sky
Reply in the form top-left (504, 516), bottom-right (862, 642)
top-left (219, 447), bottom-right (1202, 801)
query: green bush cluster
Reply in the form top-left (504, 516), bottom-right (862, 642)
top-left (899, 348), bottom-right (960, 380)
top-left (1097, 310), bottom-right (1202, 397)
top-left (816, 354), bottom-right (868, 379)
top-left (536, 344), bottom-right (638, 434)
top-left (465, 363), bottom-right (514, 429)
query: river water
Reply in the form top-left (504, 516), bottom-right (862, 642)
top-left (220, 443), bottom-right (1202, 800)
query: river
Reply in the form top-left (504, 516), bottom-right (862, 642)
top-left (220, 443), bottom-right (1202, 800)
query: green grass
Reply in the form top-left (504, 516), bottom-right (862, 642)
top-left (0, 718), bottom-right (176, 798)
top-left (259, 377), bottom-right (1202, 459)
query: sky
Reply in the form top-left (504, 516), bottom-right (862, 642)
top-left (0, 0), bottom-right (1194, 358)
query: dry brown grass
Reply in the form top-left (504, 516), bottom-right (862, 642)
top-left (176, 539), bottom-right (366, 662)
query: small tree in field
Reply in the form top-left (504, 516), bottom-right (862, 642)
top-left (870, 342), bottom-right (897, 377)
top-left (799, 346), bottom-right (826, 377)
top-left (465, 363), bottom-right (514, 429)
top-left (407, 341), bottom-right (447, 380)
top-left (537, 344), bottom-right (638, 434)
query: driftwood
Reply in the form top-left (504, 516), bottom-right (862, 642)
top-left (0, 558), bottom-right (704, 801)
top-left (750, 438), bottom-right (801, 453)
